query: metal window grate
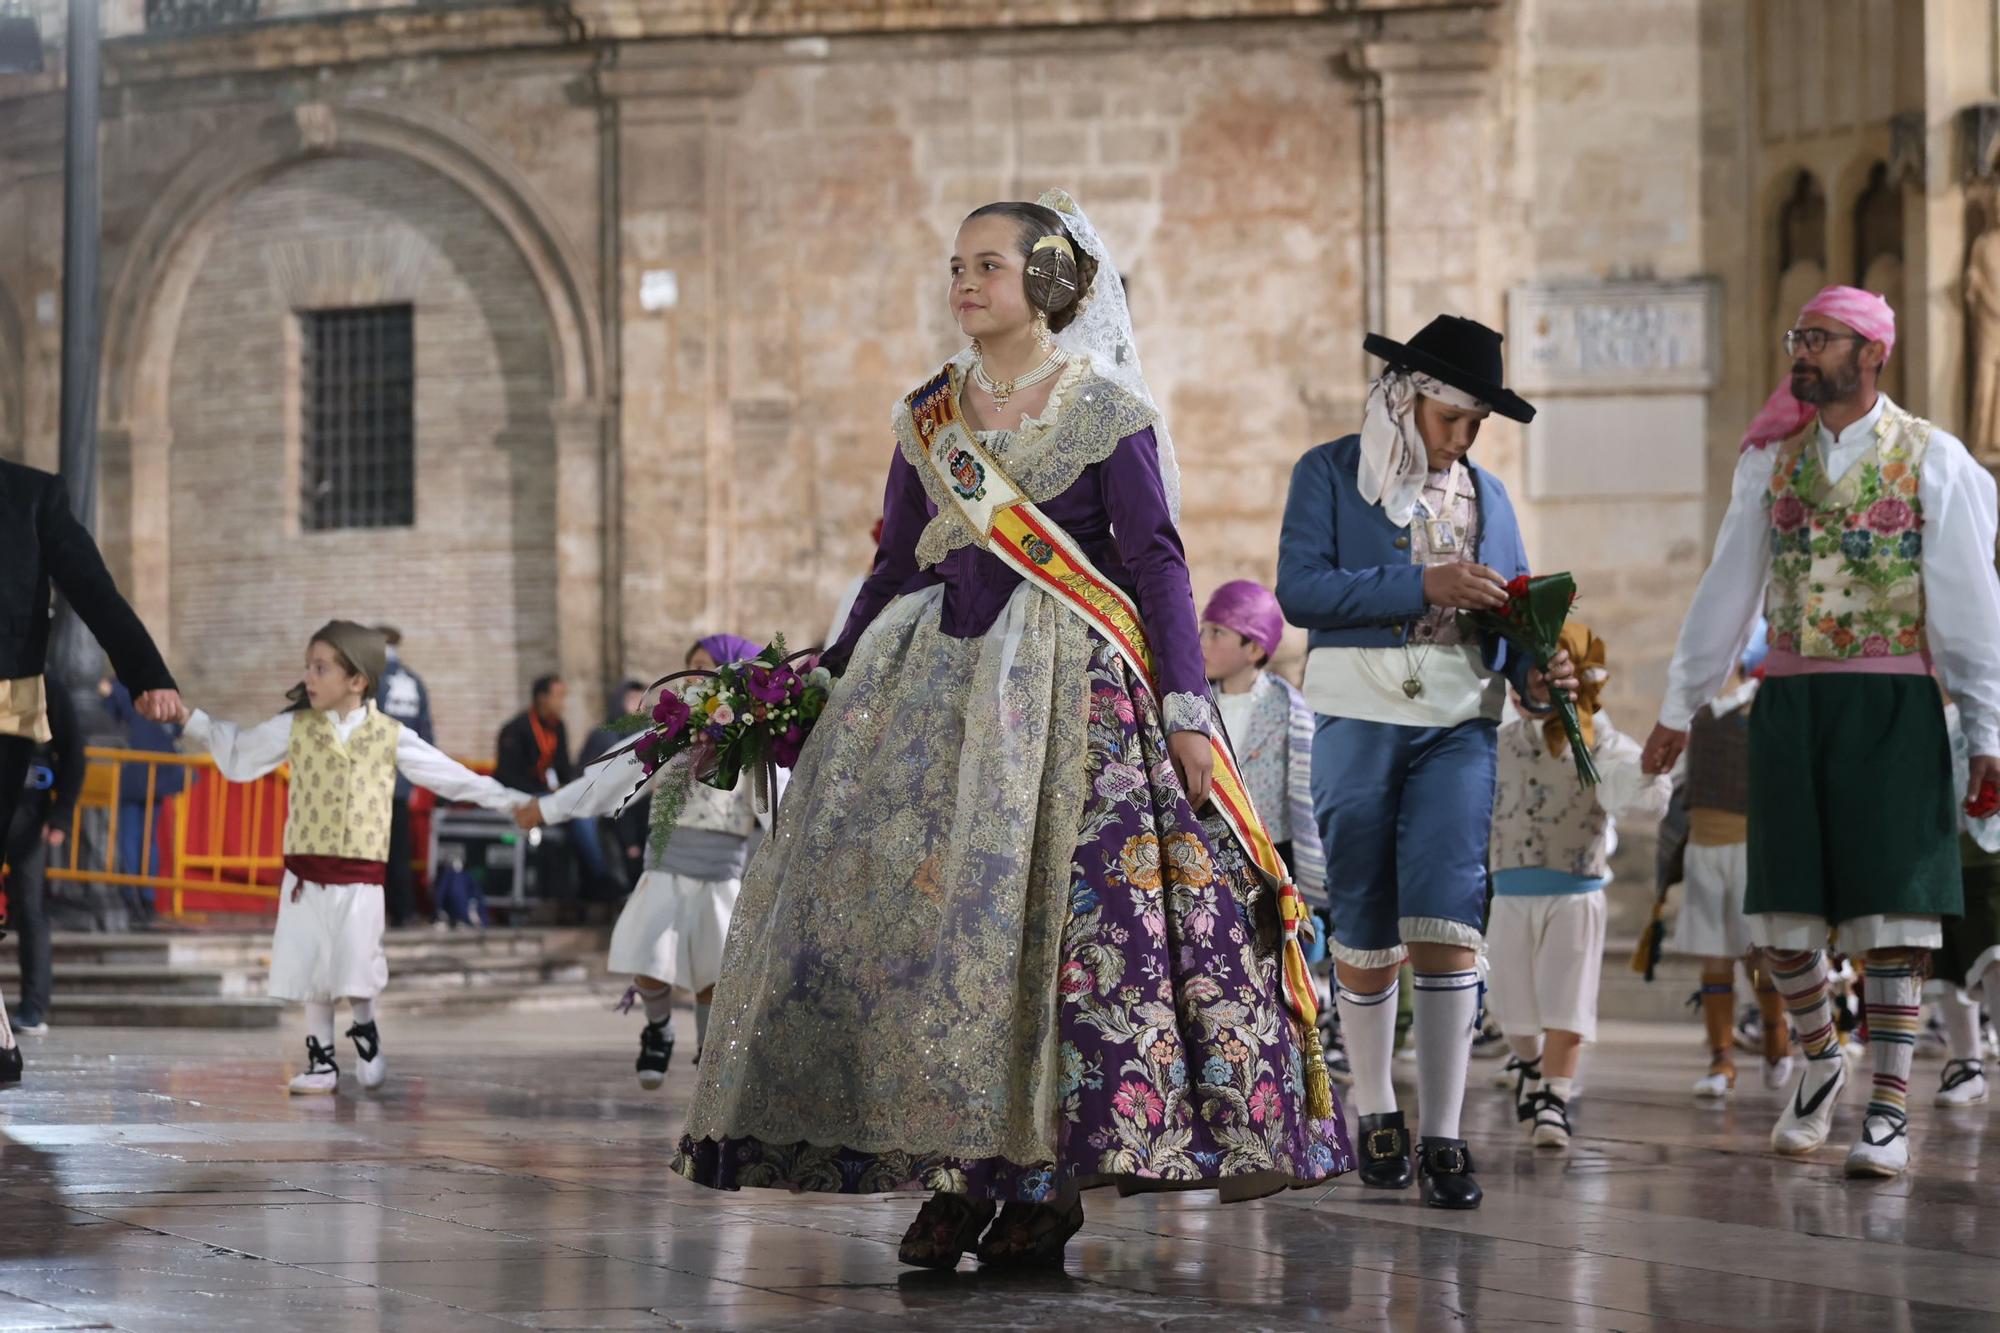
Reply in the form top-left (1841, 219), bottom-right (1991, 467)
top-left (300, 304), bottom-right (415, 531)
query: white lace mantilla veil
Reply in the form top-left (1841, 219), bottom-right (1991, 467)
top-left (1038, 188), bottom-right (1184, 522)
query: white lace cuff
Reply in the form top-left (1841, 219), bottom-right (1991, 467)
top-left (1161, 691), bottom-right (1213, 736)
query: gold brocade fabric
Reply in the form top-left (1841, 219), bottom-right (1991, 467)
top-left (284, 708), bottom-right (401, 862)
top-left (681, 582), bottom-right (1095, 1166)
top-left (0, 676), bottom-right (52, 744)
top-left (898, 353), bottom-right (1158, 572)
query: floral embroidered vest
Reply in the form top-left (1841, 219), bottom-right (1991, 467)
top-left (283, 706), bottom-right (402, 862)
top-left (1490, 719), bottom-right (1611, 878)
top-left (1763, 402), bottom-right (1929, 661)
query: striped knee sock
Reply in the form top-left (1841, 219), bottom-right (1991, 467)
top-left (1862, 950), bottom-right (1924, 1121)
top-left (1766, 950), bottom-right (1839, 1059)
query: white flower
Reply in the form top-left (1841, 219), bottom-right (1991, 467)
top-left (806, 667), bottom-right (833, 693)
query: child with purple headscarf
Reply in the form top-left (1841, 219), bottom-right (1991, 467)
top-left (538, 634), bottom-right (777, 1089)
top-left (1200, 580), bottom-right (1324, 899)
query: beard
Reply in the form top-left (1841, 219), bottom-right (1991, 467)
top-left (1790, 350), bottom-right (1863, 405)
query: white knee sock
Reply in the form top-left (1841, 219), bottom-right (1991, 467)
top-left (1412, 969), bottom-right (1481, 1141)
top-left (635, 981), bottom-right (674, 1027)
top-left (1939, 986), bottom-right (1983, 1062)
top-left (347, 997), bottom-right (375, 1027)
top-left (1336, 977), bottom-right (1400, 1118)
top-left (304, 1001), bottom-right (336, 1050)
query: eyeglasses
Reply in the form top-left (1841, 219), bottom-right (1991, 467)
top-left (1782, 328), bottom-right (1869, 357)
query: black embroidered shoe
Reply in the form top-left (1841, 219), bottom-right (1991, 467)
top-left (1356, 1110), bottom-right (1414, 1190)
top-left (288, 1035), bottom-right (339, 1096)
top-left (1418, 1137), bottom-right (1482, 1209)
top-left (637, 1018), bottom-right (674, 1091)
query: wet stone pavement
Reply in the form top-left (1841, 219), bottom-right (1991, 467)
top-left (0, 1006), bottom-right (1994, 1332)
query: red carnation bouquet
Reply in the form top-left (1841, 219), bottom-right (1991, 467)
top-left (1459, 572), bottom-right (1600, 787)
top-left (608, 635), bottom-right (832, 853)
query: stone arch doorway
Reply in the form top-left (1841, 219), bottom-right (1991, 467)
top-left (98, 102), bottom-right (608, 747)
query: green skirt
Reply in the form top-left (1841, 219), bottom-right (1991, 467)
top-left (1746, 674), bottom-right (1960, 923)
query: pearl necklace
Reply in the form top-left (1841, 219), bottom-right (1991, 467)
top-left (972, 348), bottom-right (1066, 407)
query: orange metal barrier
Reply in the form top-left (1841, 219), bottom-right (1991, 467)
top-left (31, 747), bottom-right (494, 921)
top-left (42, 748), bottom-right (287, 917)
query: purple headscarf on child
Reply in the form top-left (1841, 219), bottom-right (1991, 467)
top-left (1200, 580), bottom-right (1284, 660)
top-left (695, 634), bottom-right (763, 667)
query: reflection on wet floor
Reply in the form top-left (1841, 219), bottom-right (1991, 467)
top-left (0, 1008), bottom-right (1992, 1331)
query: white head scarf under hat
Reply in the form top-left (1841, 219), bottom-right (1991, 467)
top-left (1357, 370), bottom-right (1492, 528)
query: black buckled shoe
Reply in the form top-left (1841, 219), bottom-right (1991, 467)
top-left (1418, 1137), bottom-right (1482, 1210)
top-left (1356, 1111), bottom-right (1414, 1190)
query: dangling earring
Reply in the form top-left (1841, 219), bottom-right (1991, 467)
top-left (1033, 312), bottom-right (1054, 354)
top-left (970, 336), bottom-right (984, 359)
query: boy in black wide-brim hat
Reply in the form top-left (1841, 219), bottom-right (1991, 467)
top-left (1277, 315), bottom-right (1575, 1209)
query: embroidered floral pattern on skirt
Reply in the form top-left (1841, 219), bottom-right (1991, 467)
top-left (673, 616), bottom-right (1351, 1202)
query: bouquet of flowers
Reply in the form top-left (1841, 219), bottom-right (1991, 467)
top-left (610, 635), bottom-right (832, 853)
top-left (1458, 572), bottom-right (1600, 787)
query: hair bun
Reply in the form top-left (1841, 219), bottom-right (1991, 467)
top-left (1024, 235), bottom-right (1082, 314)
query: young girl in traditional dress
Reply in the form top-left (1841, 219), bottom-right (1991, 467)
top-left (532, 635), bottom-right (773, 1089)
top-left (1486, 625), bottom-right (1671, 1148)
top-left (180, 622), bottom-right (529, 1094)
top-left (1199, 580), bottom-right (1324, 900)
top-left (534, 191), bottom-right (1349, 1268)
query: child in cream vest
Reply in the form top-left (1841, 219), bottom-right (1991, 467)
top-left (1485, 625), bottom-right (1670, 1148)
top-left (181, 621), bottom-right (528, 1094)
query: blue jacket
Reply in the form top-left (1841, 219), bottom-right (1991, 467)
top-left (376, 653), bottom-right (434, 801)
top-left (1276, 435), bottom-right (1539, 699)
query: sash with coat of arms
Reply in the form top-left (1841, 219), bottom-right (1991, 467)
top-left (901, 363), bottom-right (1333, 1121)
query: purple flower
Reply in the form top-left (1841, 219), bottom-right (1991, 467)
top-left (743, 664), bottom-right (799, 706)
top-left (1861, 634), bottom-right (1892, 657)
top-left (651, 692), bottom-right (691, 741)
top-left (770, 723), bottom-right (805, 768)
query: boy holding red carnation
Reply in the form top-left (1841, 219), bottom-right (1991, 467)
top-left (1278, 315), bottom-right (1575, 1210)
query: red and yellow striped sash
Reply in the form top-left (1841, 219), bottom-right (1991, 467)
top-left (907, 366), bottom-right (1331, 1120)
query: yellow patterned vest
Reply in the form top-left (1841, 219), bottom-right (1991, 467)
top-left (1763, 401), bottom-right (1930, 661)
top-left (283, 706), bottom-right (402, 862)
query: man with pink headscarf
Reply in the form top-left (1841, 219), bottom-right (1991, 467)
top-left (1642, 285), bottom-right (2000, 1179)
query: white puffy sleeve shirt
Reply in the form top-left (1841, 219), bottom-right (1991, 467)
top-left (1661, 397), bottom-right (2000, 756)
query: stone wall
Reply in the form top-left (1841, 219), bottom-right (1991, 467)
top-left (611, 26), bottom-right (1377, 681)
top-left (162, 153), bottom-right (560, 758)
top-left (2, 0), bottom-right (1983, 766)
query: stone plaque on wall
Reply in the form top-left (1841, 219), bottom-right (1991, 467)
top-left (1509, 280), bottom-right (1718, 393)
top-left (1509, 280), bottom-right (1719, 500)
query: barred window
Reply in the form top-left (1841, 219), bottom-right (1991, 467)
top-left (300, 305), bottom-right (415, 531)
